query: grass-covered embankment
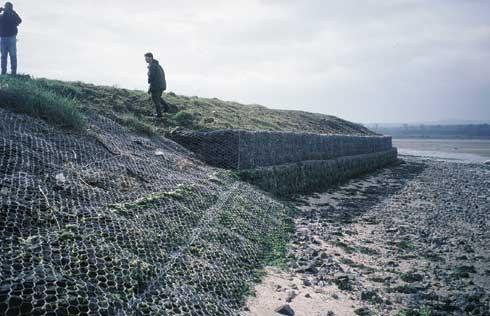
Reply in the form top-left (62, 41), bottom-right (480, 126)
top-left (0, 75), bottom-right (85, 131)
top-left (1, 75), bottom-right (374, 136)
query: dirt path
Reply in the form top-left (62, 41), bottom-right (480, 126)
top-left (245, 158), bottom-right (490, 316)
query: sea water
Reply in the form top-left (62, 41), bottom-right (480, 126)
top-left (393, 139), bottom-right (490, 163)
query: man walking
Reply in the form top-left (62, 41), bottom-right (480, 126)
top-left (145, 52), bottom-right (169, 117)
top-left (0, 2), bottom-right (21, 75)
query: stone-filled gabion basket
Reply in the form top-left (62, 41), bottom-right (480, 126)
top-left (168, 130), bottom-right (394, 170)
top-left (168, 130), bottom-right (398, 196)
top-left (238, 149), bottom-right (398, 196)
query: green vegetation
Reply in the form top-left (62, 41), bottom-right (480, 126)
top-left (396, 307), bottom-right (432, 316)
top-left (397, 240), bottom-right (416, 251)
top-left (35, 77), bottom-right (85, 99)
top-left (172, 110), bottom-right (195, 127)
top-left (0, 75), bottom-right (85, 131)
top-left (116, 113), bottom-right (156, 136)
top-left (215, 194), bottom-right (296, 269)
top-left (109, 184), bottom-right (198, 216)
top-left (263, 205), bottom-right (296, 268)
top-left (1, 75), bottom-right (374, 136)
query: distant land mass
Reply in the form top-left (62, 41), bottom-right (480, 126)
top-left (366, 123), bottom-right (490, 139)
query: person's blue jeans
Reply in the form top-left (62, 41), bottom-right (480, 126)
top-left (1, 36), bottom-right (17, 75)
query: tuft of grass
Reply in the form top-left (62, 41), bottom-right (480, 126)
top-left (116, 113), bottom-right (156, 136)
top-left (397, 240), bottom-right (416, 251)
top-left (0, 75), bottom-right (85, 131)
top-left (396, 307), bottom-right (432, 316)
top-left (35, 78), bottom-right (85, 99)
top-left (172, 111), bottom-right (195, 127)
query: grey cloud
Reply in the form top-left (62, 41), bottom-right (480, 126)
top-left (12, 0), bottom-right (490, 123)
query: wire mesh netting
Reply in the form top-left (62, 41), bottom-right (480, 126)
top-left (167, 130), bottom-right (394, 170)
top-left (0, 108), bottom-right (291, 316)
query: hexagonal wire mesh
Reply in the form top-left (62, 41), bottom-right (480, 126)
top-left (0, 108), bottom-right (291, 316)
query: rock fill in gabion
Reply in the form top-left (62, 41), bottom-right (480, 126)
top-left (168, 130), bottom-right (397, 196)
top-left (168, 130), bottom-right (394, 170)
top-left (0, 108), bottom-right (291, 316)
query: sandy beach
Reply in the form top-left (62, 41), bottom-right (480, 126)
top-left (246, 157), bottom-right (490, 315)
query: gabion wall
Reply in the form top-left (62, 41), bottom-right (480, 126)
top-left (238, 149), bottom-right (398, 196)
top-left (168, 130), bottom-right (240, 169)
top-left (0, 108), bottom-right (291, 316)
top-left (168, 130), bottom-right (393, 170)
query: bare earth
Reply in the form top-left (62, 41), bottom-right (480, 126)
top-left (245, 157), bottom-right (490, 316)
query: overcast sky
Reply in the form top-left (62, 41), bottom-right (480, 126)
top-left (12, 0), bottom-right (490, 123)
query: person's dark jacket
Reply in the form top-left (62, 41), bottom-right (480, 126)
top-left (147, 59), bottom-right (166, 92)
top-left (0, 9), bottom-right (22, 38)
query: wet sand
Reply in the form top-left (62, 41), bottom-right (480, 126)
top-left (393, 139), bottom-right (490, 163)
top-left (245, 157), bottom-right (490, 316)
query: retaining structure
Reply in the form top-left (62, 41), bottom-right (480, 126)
top-left (168, 130), bottom-right (393, 170)
top-left (168, 129), bottom-right (398, 195)
top-left (238, 148), bottom-right (398, 196)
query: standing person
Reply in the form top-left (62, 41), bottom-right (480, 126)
top-left (0, 2), bottom-right (21, 75)
top-left (144, 52), bottom-right (169, 118)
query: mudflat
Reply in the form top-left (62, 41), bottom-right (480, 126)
top-left (394, 139), bottom-right (490, 163)
top-left (246, 157), bottom-right (490, 315)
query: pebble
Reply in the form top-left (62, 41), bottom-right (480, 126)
top-left (285, 290), bottom-right (298, 303)
top-left (274, 304), bottom-right (295, 316)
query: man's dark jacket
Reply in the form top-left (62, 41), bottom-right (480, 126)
top-left (147, 59), bottom-right (166, 92)
top-left (0, 10), bottom-right (22, 37)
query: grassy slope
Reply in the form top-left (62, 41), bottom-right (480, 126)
top-left (0, 76), bottom-right (373, 136)
top-left (0, 76), bottom-right (86, 131)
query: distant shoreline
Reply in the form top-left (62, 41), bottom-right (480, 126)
top-left (370, 123), bottom-right (490, 139)
top-left (388, 136), bottom-right (490, 140)
top-left (393, 138), bottom-right (490, 163)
